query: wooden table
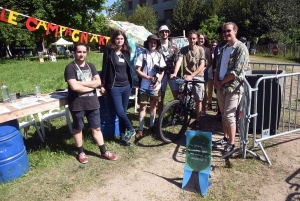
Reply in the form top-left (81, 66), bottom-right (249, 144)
top-left (0, 93), bottom-right (68, 123)
top-left (0, 90), bottom-right (102, 124)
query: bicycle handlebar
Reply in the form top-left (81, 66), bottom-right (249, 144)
top-left (173, 77), bottom-right (205, 85)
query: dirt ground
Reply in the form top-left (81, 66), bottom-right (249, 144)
top-left (64, 114), bottom-right (300, 201)
top-left (64, 56), bottom-right (300, 201)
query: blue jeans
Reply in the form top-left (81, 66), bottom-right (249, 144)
top-left (109, 84), bottom-right (134, 139)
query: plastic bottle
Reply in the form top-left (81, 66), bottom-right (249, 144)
top-left (1, 82), bottom-right (10, 103)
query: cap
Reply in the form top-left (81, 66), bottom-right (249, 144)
top-left (159, 25), bottom-right (171, 33)
top-left (240, 37), bottom-right (247, 41)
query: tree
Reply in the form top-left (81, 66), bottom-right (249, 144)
top-left (171, 0), bottom-right (201, 34)
top-left (105, 0), bottom-right (127, 21)
top-left (197, 14), bottom-right (225, 41)
top-left (127, 4), bottom-right (158, 34)
top-left (0, 0), bottom-right (108, 48)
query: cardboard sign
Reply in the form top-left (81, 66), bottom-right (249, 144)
top-left (38, 52), bottom-right (44, 63)
top-left (182, 130), bottom-right (212, 196)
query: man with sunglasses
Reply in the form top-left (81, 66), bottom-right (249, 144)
top-left (157, 25), bottom-right (179, 117)
top-left (214, 22), bottom-right (249, 157)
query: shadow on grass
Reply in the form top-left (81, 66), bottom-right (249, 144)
top-left (23, 122), bottom-right (101, 158)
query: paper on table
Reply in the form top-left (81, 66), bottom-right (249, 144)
top-left (0, 106), bottom-right (11, 114)
top-left (11, 101), bottom-right (41, 109)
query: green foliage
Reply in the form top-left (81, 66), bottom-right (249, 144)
top-left (106, 0), bottom-right (127, 21)
top-left (197, 14), bottom-right (225, 42)
top-left (127, 4), bottom-right (158, 34)
top-left (0, 0), bottom-right (108, 47)
top-left (171, 0), bottom-right (201, 34)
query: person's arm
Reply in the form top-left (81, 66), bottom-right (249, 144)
top-left (100, 47), bottom-right (108, 87)
top-left (170, 56), bottom-right (183, 79)
top-left (221, 45), bottom-right (248, 85)
top-left (67, 79), bottom-right (94, 93)
top-left (80, 74), bottom-right (101, 88)
top-left (205, 48), bottom-right (212, 71)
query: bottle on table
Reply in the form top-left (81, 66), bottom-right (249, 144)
top-left (1, 82), bottom-right (10, 103)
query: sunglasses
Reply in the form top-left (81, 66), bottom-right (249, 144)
top-left (222, 29), bottom-right (232, 34)
top-left (160, 30), bottom-right (169, 34)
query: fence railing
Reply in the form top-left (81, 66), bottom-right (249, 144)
top-left (233, 62), bottom-right (300, 165)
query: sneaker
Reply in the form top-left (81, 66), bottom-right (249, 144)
top-left (120, 139), bottom-right (132, 147)
top-left (200, 111), bottom-right (206, 117)
top-left (213, 137), bottom-right (228, 148)
top-left (135, 130), bottom-right (143, 139)
top-left (124, 130), bottom-right (136, 142)
top-left (222, 144), bottom-right (235, 157)
top-left (100, 151), bottom-right (117, 161)
top-left (77, 152), bottom-right (88, 164)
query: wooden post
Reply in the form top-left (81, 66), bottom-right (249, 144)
top-left (183, 30), bottom-right (185, 38)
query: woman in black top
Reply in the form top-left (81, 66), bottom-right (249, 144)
top-left (100, 30), bottom-right (136, 146)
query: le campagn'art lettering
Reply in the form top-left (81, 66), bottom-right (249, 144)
top-left (0, 7), bottom-right (109, 45)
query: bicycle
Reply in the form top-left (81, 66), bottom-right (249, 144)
top-left (158, 77), bottom-right (205, 143)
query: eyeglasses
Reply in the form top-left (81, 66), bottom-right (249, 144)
top-left (160, 30), bottom-right (169, 34)
top-left (222, 29), bottom-right (232, 34)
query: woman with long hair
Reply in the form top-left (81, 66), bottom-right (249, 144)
top-left (197, 33), bottom-right (212, 116)
top-left (100, 30), bottom-right (136, 146)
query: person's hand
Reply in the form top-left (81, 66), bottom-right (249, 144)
top-left (150, 80), bottom-right (160, 88)
top-left (169, 74), bottom-right (176, 79)
top-left (100, 86), bottom-right (106, 94)
top-left (184, 75), bottom-right (193, 81)
top-left (214, 80), bottom-right (222, 90)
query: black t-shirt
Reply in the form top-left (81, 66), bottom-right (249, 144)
top-left (112, 53), bottom-right (129, 87)
top-left (64, 61), bottom-right (99, 111)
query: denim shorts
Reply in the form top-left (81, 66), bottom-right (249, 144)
top-left (70, 109), bottom-right (101, 130)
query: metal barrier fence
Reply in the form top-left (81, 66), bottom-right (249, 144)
top-left (237, 62), bottom-right (300, 165)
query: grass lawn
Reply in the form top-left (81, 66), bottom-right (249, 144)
top-left (0, 53), bottom-right (299, 201)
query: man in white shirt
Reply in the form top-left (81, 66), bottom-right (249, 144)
top-left (135, 35), bottom-right (166, 139)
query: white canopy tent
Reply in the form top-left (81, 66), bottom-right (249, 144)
top-left (51, 38), bottom-right (73, 55)
top-left (51, 38), bottom-right (73, 46)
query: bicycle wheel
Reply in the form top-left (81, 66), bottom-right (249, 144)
top-left (158, 100), bottom-right (188, 143)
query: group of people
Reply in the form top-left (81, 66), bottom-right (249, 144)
top-left (64, 21), bottom-right (249, 164)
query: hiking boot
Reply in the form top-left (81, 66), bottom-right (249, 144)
top-left (120, 139), bottom-right (132, 147)
top-left (100, 151), bottom-right (117, 161)
top-left (222, 144), bottom-right (235, 157)
top-left (124, 129), bottom-right (136, 142)
top-left (77, 152), bottom-right (88, 164)
top-left (213, 137), bottom-right (228, 148)
top-left (135, 130), bottom-right (143, 139)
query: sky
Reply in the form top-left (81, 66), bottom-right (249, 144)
top-left (102, 0), bottom-right (116, 15)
